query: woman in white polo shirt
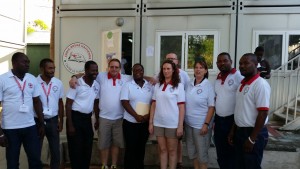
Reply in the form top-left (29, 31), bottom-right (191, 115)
top-left (149, 60), bottom-right (185, 169)
top-left (185, 60), bottom-right (215, 169)
top-left (120, 63), bottom-right (153, 169)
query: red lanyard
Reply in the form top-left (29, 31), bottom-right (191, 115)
top-left (41, 82), bottom-right (52, 109)
top-left (13, 76), bottom-right (26, 104)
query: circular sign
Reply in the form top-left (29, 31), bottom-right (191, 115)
top-left (62, 42), bottom-right (93, 74)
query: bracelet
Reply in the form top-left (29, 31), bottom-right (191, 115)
top-left (248, 137), bottom-right (255, 144)
top-left (71, 75), bottom-right (77, 79)
top-left (204, 122), bottom-right (209, 126)
top-left (0, 134), bottom-right (4, 138)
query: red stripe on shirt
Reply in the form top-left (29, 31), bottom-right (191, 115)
top-left (177, 102), bottom-right (185, 105)
top-left (257, 107), bottom-right (269, 111)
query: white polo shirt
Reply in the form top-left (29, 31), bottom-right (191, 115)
top-left (66, 77), bottom-right (100, 114)
top-left (214, 69), bottom-right (244, 117)
top-left (154, 69), bottom-right (190, 90)
top-left (0, 71), bottom-right (40, 129)
top-left (97, 72), bottom-right (132, 120)
top-left (185, 78), bottom-right (215, 129)
top-left (37, 75), bottom-right (64, 119)
top-left (152, 82), bottom-right (185, 128)
top-left (234, 74), bottom-right (271, 127)
top-left (120, 79), bottom-right (153, 123)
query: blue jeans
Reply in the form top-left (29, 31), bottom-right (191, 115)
top-left (3, 125), bottom-right (42, 169)
top-left (234, 126), bottom-right (268, 169)
top-left (214, 114), bottom-right (235, 169)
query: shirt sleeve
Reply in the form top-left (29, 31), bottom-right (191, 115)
top-left (207, 82), bottom-right (215, 107)
top-left (95, 83), bottom-right (100, 99)
top-left (0, 77), bottom-right (3, 101)
top-left (59, 81), bottom-right (64, 98)
top-left (177, 83), bottom-right (185, 103)
top-left (255, 79), bottom-right (271, 110)
top-left (183, 71), bottom-right (190, 90)
top-left (120, 82), bottom-right (129, 100)
top-left (66, 88), bottom-right (77, 100)
top-left (32, 78), bottom-right (41, 97)
top-left (122, 74), bottom-right (133, 82)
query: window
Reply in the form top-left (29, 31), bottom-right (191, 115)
top-left (254, 31), bottom-right (300, 70)
top-left (156, 31), bottom-right (219, 72)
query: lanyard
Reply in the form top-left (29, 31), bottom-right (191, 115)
top-left (13, 76), bottom-right (26, 104)
top-left (41, 82), bottom-right (52, 109)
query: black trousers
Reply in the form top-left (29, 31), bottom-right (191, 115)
top-left (67, 111), bottom-right (94, 169)
top-left (123, 119), bottom-right (149, 169)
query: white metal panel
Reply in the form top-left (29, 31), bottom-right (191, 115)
top-left (61, 0), bottom-right (136, 4)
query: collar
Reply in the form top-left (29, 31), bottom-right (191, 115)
top-left (37, 74), bottom-right (53, 84)
top-left (216, 68), bottom-right (237, 85)
top-left (8, 70), bottom-right (28, 80)
top-left (107, 73), bottom-right (121, 80)
top-left (162, 80), bottom-right (172, 91)
top-left (239, 73), bottom-right (260, 92)
top-left (131, 79), bottom-right (148, 87)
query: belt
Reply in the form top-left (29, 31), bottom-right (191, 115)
top-left (72, 110), bottom-right (92, 117)
top-left (44, 115), bottom-right (58, 122)
top-left (215, 114), bottom-right (234, 119)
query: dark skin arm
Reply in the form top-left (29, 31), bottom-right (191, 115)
top-left (265, 60), bottom-right (271, 79)
top-left (65, 98), bottom-right (75, 136)
top-left (93, 99), bottom-right (100, 130)
top-left (0, 101), bottom-right (8, 147)
top-left (228, 123), bottom-right (237, 146)
top-left (121, 100), bottom-right (149, 123)
top-left (58, 98), bottom-right (64, 132)
top-left (33, 97), bottom-right (45, 138)
top-left (244, 110), bottom-right (268, 153)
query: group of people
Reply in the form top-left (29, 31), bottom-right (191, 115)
top-left (0, 50), bottom-right (270, 169)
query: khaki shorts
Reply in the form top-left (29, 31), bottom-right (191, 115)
top-left (185, 124), bottom-right (211, 163)
top-left (154, 126), bottom-right (177, 139)
top-left (98, 117), bottom-right (124, 149)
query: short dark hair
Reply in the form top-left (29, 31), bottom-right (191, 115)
top-left (218, 52), bottom-right (232, 61)
top-left (39, 58), bottom-right (53, 68)
top-left (11, 52), bottom-right (26, 63)
top-left (132, 63), bottom-right (144, 71)
top-left (242, 53), bottom-right (258, 64)
top-left (255, 46), bottom-right (264, 53)
top-left (194, 60), bottom-right (209, 79)
top-left (85, 60), bottom-right (97, 70)
top-left (108, 58), bottom-right (121, 68)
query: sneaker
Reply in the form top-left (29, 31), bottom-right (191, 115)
top-left (101, 165), bottom-right (109, 169)
top-left (110, 165), bottom-right (117, 169)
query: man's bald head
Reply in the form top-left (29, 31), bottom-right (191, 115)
top-left (166, 53), bottom-right (179, 66)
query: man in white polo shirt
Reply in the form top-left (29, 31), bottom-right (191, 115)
top-left (214, 52), bottom-right (243, 169)
top-left (66, 60), bottom-right (100, 169)
top-left (69, 58), bottom-right (132, 169)
top-left (0, 52), bottom-right (44, 169)
top-left (37, 58), bottom-right (64, 169)
top-left (228, 53), bottom-right (270, 169)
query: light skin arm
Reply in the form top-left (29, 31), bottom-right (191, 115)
top-left (177, 103), bottom-right (185, 137)
top-left (65, 98), bottom-right (75, 136)
top-left (244, 110), bottom-right (268, 152)
top-left (148, 101), bottom-right (156, 134)
top-left (121, 100), bottom-right (144, 122)
top-left (58, 98), bottom-right (64, 132)
top-left (93, 99), bottom-right (100, 130)
top-left (69, 73), bottom-right (84, 88)
top-left (200, 106), bottom-right (215, 135)
top-left (33, 97), bottom-right (45, 138)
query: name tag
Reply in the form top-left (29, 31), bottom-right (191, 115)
top-left (43, 108), bottom-right (53, 117)
top-left (19, 104), bottom-right (29, 113)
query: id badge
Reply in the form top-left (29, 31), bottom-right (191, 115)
top-left (43, 108), bottom-right (52, 116)
top-left (19, 104), bottom-right (29, 113)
